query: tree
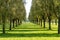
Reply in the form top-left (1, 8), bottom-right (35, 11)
top-left (0, 0), bottom-right (26, 33)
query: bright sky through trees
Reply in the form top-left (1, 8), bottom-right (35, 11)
top-left (24, 0), bottom-right (32, 20)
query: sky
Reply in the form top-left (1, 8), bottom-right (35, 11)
top-left (24, 0), bottom-right (32, 20)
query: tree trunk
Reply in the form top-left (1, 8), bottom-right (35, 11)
top-left (16, 20), bottom-right (18, 27)
top-left (49, 18), bottom-right (51, 30)
top-left (41, 19), bottom-right (42, 27)
top-left (43, 19), bottom-right (45, 28)
top-left (39, 20), bottom-right (41, 25)
top-left (58, 17), bottom-right (60, 34)
top-left (2, 15), bottom-right (5, 34)
top-left (9, 19), bottom-right (12, 30)
top-left (38, 18), bottom-right (39, 25)
top-left (13, 19), bottom-right (15, 28)
top-left (18, 19), bottom-right (19, 25)
top-left (19, 20), bottom-right (21, 25)
top-left (0, 20), bottom-right (1, 25)
top-left (2, 20), bottom-right (5, 34)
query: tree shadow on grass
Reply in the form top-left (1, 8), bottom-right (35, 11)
top-left (0, 33), bottom-right (60, 37)
top-left (6, 30), bottom-right (57, 32)
top-left (0, 29), bottom-right (59, 37)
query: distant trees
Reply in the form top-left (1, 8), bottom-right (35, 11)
top-left (0, 0), bottom-right (26, 34)
top-left (29, 0), bottom-right (60, 34)
top-left (29, 0), bottom-right (49, 28)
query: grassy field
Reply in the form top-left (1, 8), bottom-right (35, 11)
top-left (0, 22), bottom-right (60, 40)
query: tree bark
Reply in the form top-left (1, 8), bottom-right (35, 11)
top-left (16, 20), bottom-right (18, 27)
top-left (38, 18), bottom-right (40, 25)
top-left (43, 19), bottom-right (45, 28)
top-left (13, 19), bottom-right (15, 28)
top-left (19, 20), bottom-right (21, 25)
top-left (2, 20), bottom-right (5, 34)
top-left (9, 19), bottom-right (12, 30)
top-left (2, 15), bottom-right (5, 34)
top-left (18, 19), bottom-right (19, 25)
top-left (49, 18), bottom-right (51, 30)
top-left (58, 17), bottom-right (60, 34)
top-left (41, 19), bottom-right (42, 27)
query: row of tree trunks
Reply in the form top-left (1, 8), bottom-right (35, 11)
top-left (2, 17), bottom-right (23, 33)
top-left (40, 18), bottom-right (51, 30)
top-left (9, 18), bottom-right (22, 30)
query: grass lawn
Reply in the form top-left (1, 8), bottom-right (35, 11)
top-left (0, 22), bottom-right (60, 40)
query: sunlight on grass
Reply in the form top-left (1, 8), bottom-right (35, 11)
top-left (0, 22), bottom-right (59, 40)
top-left (0, 37), bottom-right (60, 40)
top-left (17, 22), bottom-right (41, 29)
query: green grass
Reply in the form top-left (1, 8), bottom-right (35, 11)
top-left (0, 22), bottom-right (60, 40)
top-left (0, 37), bottom-right (60, 40)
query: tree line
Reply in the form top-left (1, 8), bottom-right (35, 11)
top-left (0, 0), bottom-right (26, 34)
top-left (29, 0), bottom-right (60, 34)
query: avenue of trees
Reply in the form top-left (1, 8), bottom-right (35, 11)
top-left (0, 0), bottom-right (26, 34)
top-left (1, 0), bottom-right (60, 34)
top-left (29, 0), bottom-right (60, 34)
